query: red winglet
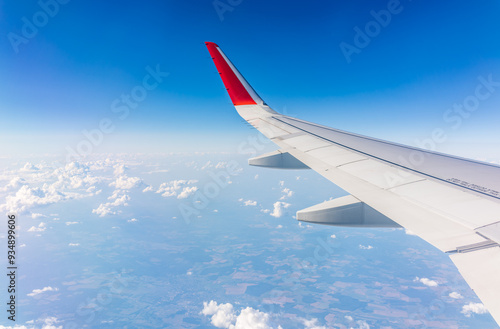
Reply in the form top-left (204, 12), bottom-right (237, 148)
top-left (205, 42), bottom-right (259, 106)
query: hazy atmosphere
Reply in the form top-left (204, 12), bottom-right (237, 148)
top-left (1, 0), bottom-right (500, 328)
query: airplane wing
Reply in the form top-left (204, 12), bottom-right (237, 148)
top-left (205, 41), bottom-right (500, 325)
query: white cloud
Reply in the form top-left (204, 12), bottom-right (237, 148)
top-left (142, 185), bottom-right (153, 192)
top-left (461, 302), bottom-right (488, 317)
top-left (242, 200), bottom-right (257, 206)
top-left (215, 162), bottom-right (227, 169)
top-left (201, 301), bottom-right (236, 328)
top-left (27, 286), bottom-right (58, 297)
top-left (330, 234), bottom-right (336, 239)
top-left (68, 243), bottom-right (79, 247)
top-left (0, 160), bottom-right (107, 214)
top-left (279, 188), bottom-right (293, 200)
top-left (298, 222), bottom-right (313, 229)
top-left (40, 317), bottom-right (63, 329)
top-left (3, 185), bottom-right (64, 214)
top-left (28, 222), bottom-right (46, 232)
top-left (358, 245), bottom-right (373, 250)
top-left (128, 218), bottom-right (138, 222)
top-left (201, 301), bottom-right (277, 329)
top-left (302, 318), bottom-right (326, 329)
top-left (157, 180), bottom-right (198, 198)
top-left (113, 164), bottom-right (127, 176)
top-left (201, 161), bottom-right (213, 170)
top-left (109, 175), bottom-right (142, 190)
top-left (232, 307), bottom-right (272, 329)
top-left (0, 177), bottom-right (25, 192)
top-left (92, 194), bottom-right (130, 217)
top-left (276, 225), bottom-right (283, 229)
top-left (350, 320), bottom-right (370, 329)
top-left (270, 201), bottom-right (290, 218)
top-left (20, 162), bottom-right (39, 172)
top-left (65, 222), bottom-right (78, 225)
top-left (449, 292), bottom-right (463, 299)
top-left (0, 317), bottom-right (63, 329)
top-left (177, 186), bottom-right (198, 199)
top-left (414, 277), bottom-right (438, 287)
top-left (405, 229), bottom-right (417, 236)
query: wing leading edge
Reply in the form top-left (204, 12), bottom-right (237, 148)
top-left (205, 42), bottom-right (500, 326)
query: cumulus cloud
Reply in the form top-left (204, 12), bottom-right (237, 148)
top-left (128, 218), bottom-right (138, 222)
top-left (298, 222), bottom-right (313, 229)
top-left (350, 320), bottom-right (370, 329)
top-left (142, 185), bottom-right (153, 192)
top-left (0, 177), bottom-right (26, 192)
top-left (0, 317), bottom-right (62, 329)
top-left (215, 162), bottom-right (227, 169)
top-left (68, 243), bottom-right (79, 247)
top-left (20, 162), bottom-right (39, 172)
top-left (0, 160), bottom-right (106, 214)
top-left (27, 286), bottom-right (58, 297)
top-left (113, 164), bottom-right (127, 176)
top-left (344, 316), bottom-right (370, 329)
top-left (109, 175), bottom-right (142, 190)
top-left (449, 292), bottom-right (463, 299)
top-left (201, 161), bottom-right (213, 170)
top-left (177, 186), bottom-right (198, 199)
top-left (270, 201), bottom-right (290, 218)
top-left (3, 185), bottom-right (64, 214)
top-left (201, 301), bottom-right (236, 328)
top-left (201, 301), bottom-right (278, 329)
top-left (358, 245), bottom-right (373, 250)
top-left (31, 212), bottom-right (45, 219)
top-left (301, 318), bottom-right (326, 329)
top-left (28, 222), bottom-right (46, 232)
top-left (279, 188), bottom-right (293, 200)
top-left (461, 302), bottom-right (488, 317)
top-left (92, 194), bottom-right (130, 217)
top-left (241, 199), bottom-right (257, 206)
top-left (414, 277), bottom-right (438, 287)
top-left (157, 180), bottom-right (198, 198)
top-left (37, 317), bottom-right (63, 329)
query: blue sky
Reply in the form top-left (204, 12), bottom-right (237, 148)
top-left (1, 0), bottom-right (500, 158)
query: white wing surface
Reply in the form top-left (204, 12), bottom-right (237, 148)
top-left (205, 42), bottom-right (500, 325)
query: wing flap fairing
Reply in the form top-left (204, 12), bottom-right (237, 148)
top-left (297, 195), bottom-right (401, 228)
top-left (248, 150), bottom-right (310, 169)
